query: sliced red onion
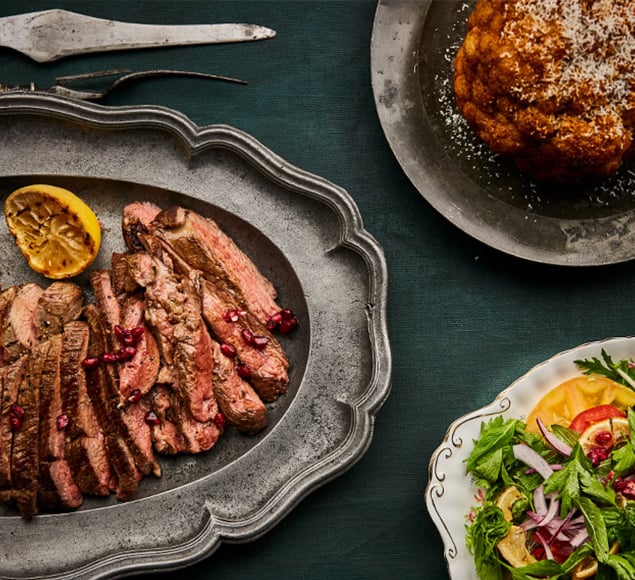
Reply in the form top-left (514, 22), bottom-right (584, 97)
top-left (513, 443), bottom-right (554, 480)
top-left (536, 417), bottom-right (573, 457)
top-left (534, 529), bottom-right (554, 560)
top-left (534, 485), bottom-right (547, 514)
top-left (570, 527), bottom-right (590, 548)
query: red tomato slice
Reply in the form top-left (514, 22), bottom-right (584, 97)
top-left (569, 405), bottom-right (626, 433)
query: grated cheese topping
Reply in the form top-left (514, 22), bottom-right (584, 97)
top-left (502, 0), bottom-right (634, 114)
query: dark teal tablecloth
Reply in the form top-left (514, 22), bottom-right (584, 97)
top-left (2, 1), bottom-right (635, 579)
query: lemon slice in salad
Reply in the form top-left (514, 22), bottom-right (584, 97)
top-left (4, 184), bottom-right (101, 279)
top-left (578, 416), bottom-right (630, 453)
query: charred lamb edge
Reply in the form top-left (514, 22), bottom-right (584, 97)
top-left (0, 204), bottom-right (295, 518)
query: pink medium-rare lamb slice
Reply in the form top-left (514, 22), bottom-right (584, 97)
top-left (150, 206), bottom-right (280, 325)
top-left (60, 321), bottom-right (116, 497)
top-left (199, 278), bottom-right (288, 402)
top-left (84, 303), bottom-right (161, 488)
top-left (117, 295), bottom-right (161, 402)
top-left (152, 237), bottom-right (288, 405)
top-left (36, 334), bottom-right (83, 511)
top-left (210, 339), bottom-right (267, 434)
top-left (123, 251), bottom-right (219, 424)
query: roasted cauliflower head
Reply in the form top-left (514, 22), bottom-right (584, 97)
top-left (453, 0), bottom-right (634, 183)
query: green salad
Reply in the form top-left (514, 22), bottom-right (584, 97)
top-left (466, 353), bottom-right (635, 580)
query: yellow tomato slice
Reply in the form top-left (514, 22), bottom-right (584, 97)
top-left (4, 184), bottom-right (101, 279)
top-left (525, 375), bottom-right (635, 433)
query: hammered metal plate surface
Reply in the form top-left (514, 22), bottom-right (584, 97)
top-left (0, 93), bottom-right (391, 579)
top-left (371, 0), bottom-right (635, 266)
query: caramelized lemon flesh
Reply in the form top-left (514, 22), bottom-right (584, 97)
top-left (4, 184), bottom-right (101, 279)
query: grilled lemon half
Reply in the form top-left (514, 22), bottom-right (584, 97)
top-left (4, 184), bottom-right (101, 279)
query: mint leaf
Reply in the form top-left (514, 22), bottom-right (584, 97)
top-left (466, 417), bottom-right (520, 478)
top-left (579, 469), bottom-right (616, 507)
top-left (606, 552), bottom-right (635, 579)
top-left (576, 496), bottom-right (610, 563)
top-left (508, 559), bottom-right (564, 580)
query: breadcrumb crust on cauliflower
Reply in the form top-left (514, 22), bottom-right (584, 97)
top-left (453, 0), bottom-right (634, 183)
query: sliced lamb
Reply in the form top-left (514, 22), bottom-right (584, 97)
top-left (33, 281), bottom-right (84, 340)
top-left (147, 385), bottom-right (184, 455)
top-left (150, 237), bottom-right (288, 403)
top-left (0, 283), bottom-right (44, 365)
top-left (60, 321), bottom-right (115, 496)
top-left (84, 303), bottom-right (161, 493)
top-left (11, 341), bottom-right (47, 518)
top-left (0, 356), bottom-right (28, 500)
top-left (150, 206), bottom-right (280, 325)
top-left (121, 201), bottom-right (162, 252)
top-left (200, 278), bottom-right (288, 402)
top-left (124, 251), bottom-right (219, 424)
top-left (210, 339), bottom-right (267, 434)
top-left (117, 295), bottom-right (161, 403)
top-left (36, 334), bottom-right (83, 511)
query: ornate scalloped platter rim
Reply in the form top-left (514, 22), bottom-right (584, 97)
top-left (0, 92), bottom-right (391, 579)
top-left (425, 336), bottom-right (635, 580)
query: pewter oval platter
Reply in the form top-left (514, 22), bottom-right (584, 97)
top-left (0, 93), bottom-right (391, 579)
top-left (371, 0), bottom-right (635, 266)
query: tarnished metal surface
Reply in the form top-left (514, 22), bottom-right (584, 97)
top-left (0, 9), bottom-right (276, 62)
top-left (0, 93), bottom-right (391, 579)
top-left (371, 0), bottom-right (635, 266)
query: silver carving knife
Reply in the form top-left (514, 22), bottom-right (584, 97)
top-left (0, 9), bottom-right (277, 63)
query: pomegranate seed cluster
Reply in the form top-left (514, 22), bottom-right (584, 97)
top-left (218, 308), bottom-right (299, 381)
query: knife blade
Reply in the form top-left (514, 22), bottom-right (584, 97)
top-left (0, 9), bottom-right (277, 63)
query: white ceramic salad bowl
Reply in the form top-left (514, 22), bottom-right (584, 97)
top-left (425, 337), bottom-right (635, 579)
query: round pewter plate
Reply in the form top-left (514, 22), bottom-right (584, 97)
top-left (0, 93), bottom-right (391, 579)
top-left (371, 0), bottom-right (635, 266)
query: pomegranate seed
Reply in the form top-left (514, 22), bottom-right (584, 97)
top-left (281, 308), bottom-right (294, 320)
top-left (117, 346), bottom-right (137, 361)
top-left (9, 403), bottom-right (25, 418)
top-left (213, 412), bottom-right (226, 429)
top-left (82, 356), bottom-right (101, 368)
top-left (220, 343), bottom-right (237, 358)
top-left (114, 325), bottom-right (128, 341)
top-left (130, 326), bottom-right (145, 338)
top-left (279, 317), bottom-right (299, 334)
top-left (595, 431), bottom-right (613, 446)
top-left (145, 411), bottom-right (161, 426)
top-left (102, 353), bottom-right (118, 363)
top-left (266, 312), bottom-right (283, 331)
top-left (9, 415), bottom-right (23, 430)
top-left (123, 334), bottom-right (136, 346)
top-left (252, 336), bottom-right (269, 350)
top-left (241, 329), bottom-right (255, 345)
top-left (127, 389), bottom-right (142, 403)
top-left (56, 414), bottom-right (70, 430)
top-left (236, 363), bottom-right (251, 378)
top-left (223, 309), bottom-right (246, 323)
top-left (587, 447), bottom-right (611, 466)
